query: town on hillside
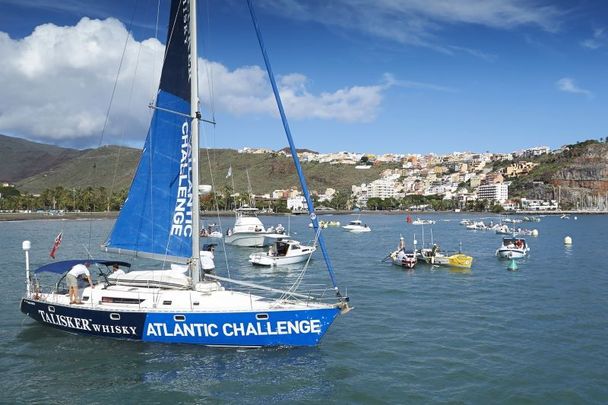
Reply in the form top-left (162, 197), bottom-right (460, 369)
top-left (3, 141), bottom-right (607, 215)
top-left (237, 145), bottom-right (573, 213)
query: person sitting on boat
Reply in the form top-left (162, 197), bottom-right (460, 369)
top-left (111, 263), bottom-right (125, 276)
top-left (515, 239), bottom-right (523, 249)
top-left (67, 262), bottom-right (93, 304)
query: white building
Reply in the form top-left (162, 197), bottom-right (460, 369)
top-left (521, 146), bottom-right (550, 158)
top-left (477, 183), bottom-right (509, 203)
top-left (369, 179), bottom-right (397, 199)
top-left (287, 196), bottom-right (306, 211)
top-left (520, 198), bottom-right (559, 211)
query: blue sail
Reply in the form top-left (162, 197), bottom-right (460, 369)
top-left (104, 0), bottom-right (193, 262)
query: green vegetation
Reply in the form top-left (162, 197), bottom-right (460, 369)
top-left (0, 186), bottom-right (126, 212)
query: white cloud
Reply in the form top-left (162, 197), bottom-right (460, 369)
top-left (581, 27), bottom-right (606, 50)
top-left (260, 0), bottom-right (563, 53)
top-left (556, 77), bottom-right (592, 98)
top-left (199, 62), bottom-right (386, 123)
top-left (0, 17), bottom-right (164, 146)
top-left (0, 18), bottom-right (414, 146)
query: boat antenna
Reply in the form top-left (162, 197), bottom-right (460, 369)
top-left (247, 0), bottom-right (341, 295)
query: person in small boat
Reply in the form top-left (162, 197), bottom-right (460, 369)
top-left (67, 262), bottom-right (93, 304)
top-left (398, 237), bottom-right (405, 252)
top-left (431, 244), bottom-right (439, 257)
top-left (111, 263), bottom-right (125, 276)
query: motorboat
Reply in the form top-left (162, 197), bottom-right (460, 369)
top-left (249, 239), bottom-right (316, 266)
top-left (200, 224), bottom-right (222, 238)
top-left (466, 221), bottom-right (487, 231)
top-left (502, 217), bottom-right (523, 224)
top-left (342, 219), bottom-right (371, 233)
top-left (225, 206), bottom-right (285, 247)
top-left (411, 218), bottom-right (436, 225)
top-left (496, 237), bottom-right (530, 259)
top-left (495, 224), bottom-right (514, 235)
top-left (417, 245), bottom-right (473, 268)
top-left (309, 220), bottom-right (328, 229)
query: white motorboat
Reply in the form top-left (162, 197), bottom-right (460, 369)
top-left (200, 224), bottom-right (222, 238)
top-left (496, 237), bottom-right (530, 259)
top-left (495, 224), bottom-right (514, 235)
top-left (249, 239), bottom-right (316, 266)
top-left (466, 221), bottom-right (487, 231)
top-left (225, 206), bottom-right (284, 247)
top-left (411, 218), bottom-right (436, 225)
top-left (342, 219), bottom-right (371, 233)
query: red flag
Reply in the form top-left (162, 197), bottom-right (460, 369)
top-left (50, 232), bottom-right (63, 259)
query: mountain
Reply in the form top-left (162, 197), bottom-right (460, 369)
top-left (15, 145), bottom-right (141, 193)
top-left (1, 134), bottom-right (386, 194)
top-left (0, 134), bottom-right (81, 183)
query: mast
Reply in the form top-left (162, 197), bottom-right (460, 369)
top-left (190, 0), bottom-right (201, 284)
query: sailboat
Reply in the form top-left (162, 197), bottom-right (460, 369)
top-left (19, 0), bottom-right (349, 347)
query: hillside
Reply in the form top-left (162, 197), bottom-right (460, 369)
top-left (2, 134), bottom-right (386, 194)
top-left (16, 145), bottom-right (141, 193)
top-left (0, 134), bottom-right (81, 183)
top-left (199, 149), bottom-right (388, 195)
top-left (503, 140), bottom-right (608, 207)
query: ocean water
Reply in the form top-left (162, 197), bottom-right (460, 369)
top-left (1, 214), bottom-right (607, 403)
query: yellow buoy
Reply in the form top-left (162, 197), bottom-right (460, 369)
top-left (564, 236), bottom-right (572, 245)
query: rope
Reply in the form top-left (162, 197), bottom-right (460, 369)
top-left (202, 135), bottom-right (231, 280)
top-left (88, 0), bottom-right (140, 254)
top-left (273, 225), bottom-right (322, 306)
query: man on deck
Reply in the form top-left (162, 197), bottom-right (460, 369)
top-left (66, 262), bottom-right (94, 304)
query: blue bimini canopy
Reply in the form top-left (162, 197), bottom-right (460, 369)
top-left (34, 260), bottom-right (132, 274)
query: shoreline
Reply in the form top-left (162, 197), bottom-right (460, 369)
top-left (1, 209), bottom-right (607, 222)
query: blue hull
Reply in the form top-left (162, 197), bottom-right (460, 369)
top-left (20, 299), bottom-right (339, 347)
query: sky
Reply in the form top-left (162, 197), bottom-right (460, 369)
top-left (0, 0), bottom-right (607, 155)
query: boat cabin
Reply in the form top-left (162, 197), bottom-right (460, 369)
top-left (502, 237), bottom-right (527, 249)
top-left (269, 240), bottom-right (301, 257)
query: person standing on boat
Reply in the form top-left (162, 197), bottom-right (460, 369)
top-left (67, 262), bottom-right (93, 304)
